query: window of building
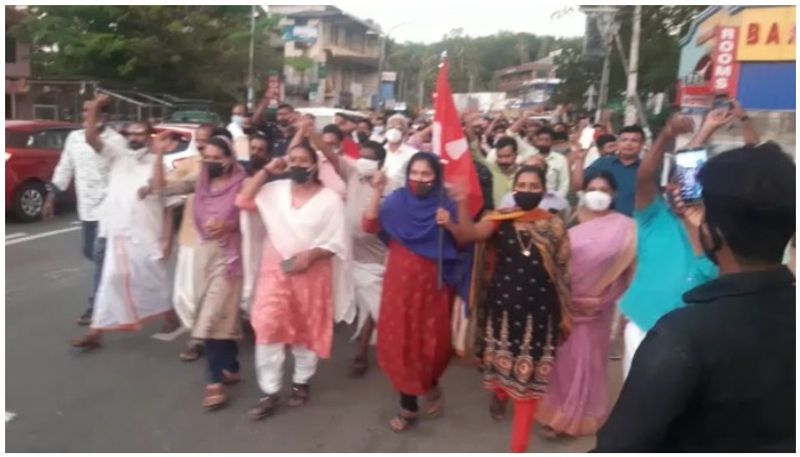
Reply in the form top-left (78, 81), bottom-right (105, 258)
top-left (6, 36), bottom-right (17, 63)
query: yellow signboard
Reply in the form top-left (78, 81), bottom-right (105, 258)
top-left (736, 7), bottom-right (795, 61)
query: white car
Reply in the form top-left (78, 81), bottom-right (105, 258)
top-left (152, 123), bottom-right (201, 172)
top-left (295, 107), bottom-right (368, 131)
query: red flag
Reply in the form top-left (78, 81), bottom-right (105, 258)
top-left (433, 57), bottom-right (484, 217)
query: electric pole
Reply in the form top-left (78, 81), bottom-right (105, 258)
top-left (624, 5), bottom-right (642, 126)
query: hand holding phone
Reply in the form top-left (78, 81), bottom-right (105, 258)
top-left (674, 148), bottom-right (708, 205)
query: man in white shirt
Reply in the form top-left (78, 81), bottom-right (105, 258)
top-left (382, 113), bottom-right (418, 193)
top-left (227, 103), bottom-right (247, 140)
top-left (71, 94), bottom-right (175, 350)
top-left (531, 126), bottom-right (570, 197)
top-left (44, 101), bottom-right (128, 326)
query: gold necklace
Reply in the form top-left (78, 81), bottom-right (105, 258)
top-left (513, 224), bottom-right (536, 257)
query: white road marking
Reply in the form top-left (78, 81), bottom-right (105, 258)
top-left (151, 326), bottom-right (189, 342)
top-left (6, 411), bottom-right (17, 422)
top-left (71, 221), bottom-right (82, 225)
top-left (5, 226), bottom-right (81, 246)
top-left (5, 232), bottom-right (28, 240)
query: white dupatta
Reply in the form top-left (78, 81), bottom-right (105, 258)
top-left (242, 180), bottom-right (355, 324)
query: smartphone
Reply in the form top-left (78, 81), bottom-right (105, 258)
top-left (712, 96), bottom-right (732, 111)
top-left (280, 258), bottom-right (295, 274)
top-left (674, 148), bottom-right (708, 204)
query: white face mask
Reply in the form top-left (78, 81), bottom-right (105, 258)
top-left (231, 115), bottom-right (245, 127)
top-left (356, 158), bottom-right (379, 178)
top-left (582, 190), bottom-right (613, 212)
top-left (385, 128), bottom-right (403, 144)
top-left (373, 125), bottom-right (385, 135)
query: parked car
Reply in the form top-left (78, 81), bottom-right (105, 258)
top-left (6, 120), bottom-right (80, 222)
top-left (152, 123), bottom-right (200, 172)
top-left (295, 107), bottom-right (368, 131)
top-left (167, 110), bottom-right (221, 125)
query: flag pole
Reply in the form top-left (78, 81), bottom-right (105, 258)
top-left (436, 50), bottom-right (447, 290)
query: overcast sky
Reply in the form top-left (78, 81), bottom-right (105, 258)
top-left (332, 1), bottom-right (586, 43)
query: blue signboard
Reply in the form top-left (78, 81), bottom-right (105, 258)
top-left (736, 62), bottom-right (796, 111)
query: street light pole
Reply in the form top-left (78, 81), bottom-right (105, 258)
top-left (247, 5), bottom-right (256, 112)
top-left (377, 22), bottom-right (411, 109)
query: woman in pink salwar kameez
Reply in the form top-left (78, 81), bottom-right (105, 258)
top-left (236, 131), bottom-right (353, 421)
top-left (537, 170), bottom-right (637, 437)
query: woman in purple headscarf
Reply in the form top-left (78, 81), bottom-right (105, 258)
top-left (155, 135), bottom-right (247, 410)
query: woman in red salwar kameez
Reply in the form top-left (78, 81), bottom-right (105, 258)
top-left (363, 152), bottom-right (468, 432)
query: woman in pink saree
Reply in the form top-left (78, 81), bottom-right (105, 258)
top-left (537, 170), bottom-right (636, 437)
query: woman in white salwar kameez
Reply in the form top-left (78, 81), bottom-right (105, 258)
top-left (236, 140), bottom-right (354, 420)
top-left (72, 99), bottom-right (174, 350)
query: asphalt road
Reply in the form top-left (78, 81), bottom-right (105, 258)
top-left (5, 211), bottom-right (623, 452)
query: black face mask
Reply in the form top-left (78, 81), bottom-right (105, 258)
top-left (128, 140), bottom-right (146, 150)
top-left (513, 191), bottom-right (544, 211)
top-left (698, 222), bottom-right (722, 265)
top-left (356, 131), bottom-right (370, 144)
top-left (289, 166), bottom-right (314, 184)
top-left (250, 155), bottom-right (268, 171)
top-left (207, 162), bottom-right (227, 179)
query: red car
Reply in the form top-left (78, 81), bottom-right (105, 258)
top-left (6, 120), bottom-right (80, 222)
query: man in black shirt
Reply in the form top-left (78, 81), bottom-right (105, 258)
top-left (595, 142), bottom-right (796, 452)
top-left (253, 99), bottom-right (296, 157)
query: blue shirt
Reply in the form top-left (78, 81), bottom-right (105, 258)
top-left (585, 155), bottom-right (639, 216)
top-left (620, 197), bottom-right (718, 331)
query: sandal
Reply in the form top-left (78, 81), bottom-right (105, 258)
top-left (287, 383), bottom-right (310, 407)
top-left (160, 312), bottom-right (180, 334)
top-left (489, 394), bottom-right (508, 421)
top-left (424, 387), bottom-right (444, 418)
top-left (540, 425), bottom-right (566, 439)
top-left (222, 370), bottom-right (242, 385)
top-left (202, 384), bottom-right (227, 410)
top-left (349, 355), bottom-right (368, 378)
top-left (179, 343), bottom-right (203, 362)
top-left (70, 334), bottom-right (102, 351)
top-left (389, 410), bottom-right (419, 432)
top-left (248, 395), bottom-right (279, 421)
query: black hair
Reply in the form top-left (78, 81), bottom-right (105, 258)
top-left (494, 137), bottom-right (518, 153)
top-left (513, 165), bottom-right (547, 191)
top-left (596, 134), bottom-right (617, 149)
top-left (361, 140), bottom-right (386, 167)
top-left (697, 142), bottom-right (795, 264)
top-left (207, 136), bottom-right (234, 157)
top-left (405, 152), bottom-right (442, 187)
top-left (358, 118), bottom-right (374, 130)
top-left (289, 143), bottom-right (319, 164)
top-left (583, 169), bottom-right (618, 192)
top-left (277, 103), bottom-right (294, 112)
top-left (127, 121), bottom-right (154, 135)
top-left (197, 123), bottom-right (216, 135)
top-left (619, 125), bottom-right (645, 141)
top-left (212, 126), bottom-right (233, 140)
top-left (321, 124), bottom-right (344, 142)
top-left (553, 131), bottom-right (569, 142)
top-left (535, 126), bottom-right (555, 140)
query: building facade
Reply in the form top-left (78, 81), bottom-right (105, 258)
top-left (675, 6), bottom-right (795, 156)
top-left (271, 6), bottom-right (381, 109)
top-left (494, 53), bottom-right (561, 109)
top-left (6, 6), bottom-right (33, 119)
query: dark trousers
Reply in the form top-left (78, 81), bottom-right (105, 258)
top-left (80, 221), bottom-right (106, 313)
top-left (399, 379), bottom-right (438, 413)
top-left (205, 339), bottom-right (240, 384)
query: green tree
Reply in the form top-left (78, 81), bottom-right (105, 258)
top-left (9, 5), bottom-right (283, 104)
top-left (553, 5), bottom-right (708, 116)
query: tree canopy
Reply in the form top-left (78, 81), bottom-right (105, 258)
top-left (8, 5), bottom-right (283, 104)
